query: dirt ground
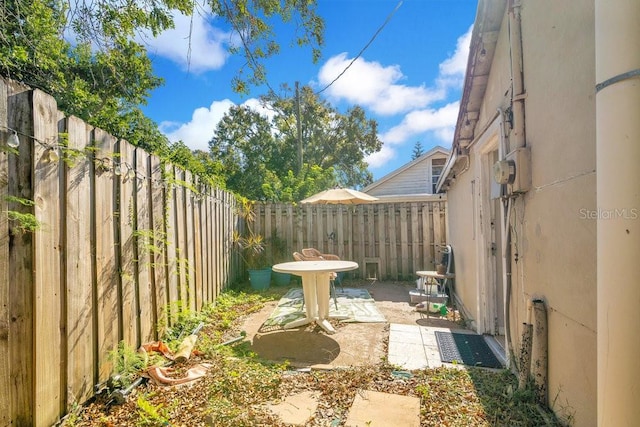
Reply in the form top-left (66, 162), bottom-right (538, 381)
top-left (239, 279), bottom-right (462, 368)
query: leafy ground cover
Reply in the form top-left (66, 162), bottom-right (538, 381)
top-left (61, 287), bottom-right (561, 426)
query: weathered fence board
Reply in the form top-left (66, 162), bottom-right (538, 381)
top-left (135, 148), bottom-right (154, 343)
top-left (203, 192), bottom-right (212, 302)
top-left (7, 84), bottom-right (34, 425)
top-left (214, 192), bottom-right (222, 297)
top-left (165, 165), bottom-right (179, 322)
top-left (193, 177), bottom-right (203, 311)
top-left (119, 140), bottom-right (139, 346)
top-left (184, 171), bottom-right (195, 311)
top-left (174, 168), bottom-right (188, 309)
top-left (421, 204), bottom-right (432, 269)
top-left (399, 206), bottom-right (409, 275)
top-left (150, 155), bottom-right (166, 335)
top-left (388, 205), bottom-right (398, 279)
top-left (93, 129), bottom-right (119, 383)
top-left (253, 201), bottom-right (447, 280)
top-left (0, 78), bottom-right (9, 427)
top-left (64, 116), bottom-right (94, 408)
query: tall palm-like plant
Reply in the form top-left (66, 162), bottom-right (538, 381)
top-left (233, 198), bottom-right (268, 270)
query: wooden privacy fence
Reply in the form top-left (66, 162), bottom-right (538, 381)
top-left (0, 78), bottom-right (242, 426)
top-left (253, 201), bottom-right (448, 280)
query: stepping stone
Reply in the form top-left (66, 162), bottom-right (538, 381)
top-left (345, 390), bottom-right (420, 427)
top-left (266, 391), bottom-right (320, 426)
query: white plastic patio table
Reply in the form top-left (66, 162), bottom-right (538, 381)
top-left (416, 270), bottom-right (455, 293)
top-left (272, 260), bottom-right (358, 334)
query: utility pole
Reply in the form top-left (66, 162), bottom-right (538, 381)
top-left (295, 81), bottom-right (303, 174)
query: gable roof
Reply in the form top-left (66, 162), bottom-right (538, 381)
top-left (364, 146), bottom-right (449, 193)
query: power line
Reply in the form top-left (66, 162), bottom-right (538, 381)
top-left (315, 0), bottom-right (403, 95)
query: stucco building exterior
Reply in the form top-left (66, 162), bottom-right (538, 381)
top-left (438, 1), bottom-right (604, 425)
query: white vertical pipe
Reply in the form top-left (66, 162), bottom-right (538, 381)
top-left (596, 1), bottom-right (640, 425)
top-left (508, 0), bottom-right (526, 150)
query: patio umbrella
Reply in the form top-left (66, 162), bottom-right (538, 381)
top-left (300, 188), bottom-right (379, 205)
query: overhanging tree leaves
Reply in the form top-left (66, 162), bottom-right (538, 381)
top-left (0, 0), bottom-right (324, 183)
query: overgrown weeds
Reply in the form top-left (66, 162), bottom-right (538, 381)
top-left (64, 286), bottom-right (561, 426)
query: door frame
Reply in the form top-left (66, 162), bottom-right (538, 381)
top-left (472, 118), bottom-right (503, 335)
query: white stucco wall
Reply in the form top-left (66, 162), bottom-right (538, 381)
top-left (446, 1), bottom-right (596, 425)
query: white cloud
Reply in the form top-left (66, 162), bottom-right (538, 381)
top-left (316, 25), bottom-right (472, 120)
top-left (242, 98), bottom-right (277, 123)
top-left (141, 10), bottom-right (235, 73)
top-left (317, 54), bottom-right (444, 115)
top-left (380, 101), bottom-right (460, 144)
top-left (161, 99), bottom-right (235, 151)
top-left (365, 144), bottom-right (398, 169)
top-left (160, 25), bottom-right (472, 168)
top-left (348, 26), bottom-right (471, 169)
top-left (439, 26), bottom-right (473, 77)
top-left (161, 98), bottom-right (272, 151)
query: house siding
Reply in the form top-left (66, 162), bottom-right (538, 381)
top-left (366, 151), bottom-right (448, 196)
top-left (445, 1), bottom-right (596, 425)
top-left (367, 162), bottom-right (429, 196)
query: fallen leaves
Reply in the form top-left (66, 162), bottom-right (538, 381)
top-left (63, 289), bottom-right (559, 426)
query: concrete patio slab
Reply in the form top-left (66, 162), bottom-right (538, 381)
top-left (266, 391), bottom-right (320, 426)
top-left (388, 323), bottom-right (481, 369)
top-left (345, 390), bottom-right (420, 427)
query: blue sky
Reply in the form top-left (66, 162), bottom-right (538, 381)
top-left (140, 0), bottom-right (477, 181)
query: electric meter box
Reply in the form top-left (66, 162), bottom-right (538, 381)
top-left (506, 147), bottom-right (531, 194)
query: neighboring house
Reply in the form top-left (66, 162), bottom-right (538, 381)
top-left (364, 146), bottom-right (449, 201)
top-left (436, 1), bottom-right (621, 425)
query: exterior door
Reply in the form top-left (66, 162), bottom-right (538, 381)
top-left (473, 123), bottom-right (505, 337)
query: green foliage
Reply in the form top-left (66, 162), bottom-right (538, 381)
top-left (4, 195), bottom-right (35, 207)
top-left (7, 211), bottom-right (41, 234)
top-left (133, 228), bottom-right (165, 257)
top-left (232, 198), bottom-right (267, 269)
top-left (261, 164), bottom-right (336, 203)
top-left (268, 229), bottom-right (289, 264)
top-left (160, 290), bottom-right (275, 354)
top-left (211, 0), bottom-right (324, 95)
top-left (1, 0), bottom-right (325, 189)
top-left (234, 230), bottom-right (267, 270)
top-left (109, 341), bottom-right (164, 388)
top-left (206, 354), bottom-right (283, 424)
top-left (209, 86), bottom-right (382, 201)
top-left (136, 393), bottom-right (172, 426)
top-left (464, 368), bottom-right (561, 426)
top-left (411, 141), bottom-right (424, 160)
top-left (4, 196), bottom-right (41, 233)
top-left (162, 300), bottom-right (208, 344)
